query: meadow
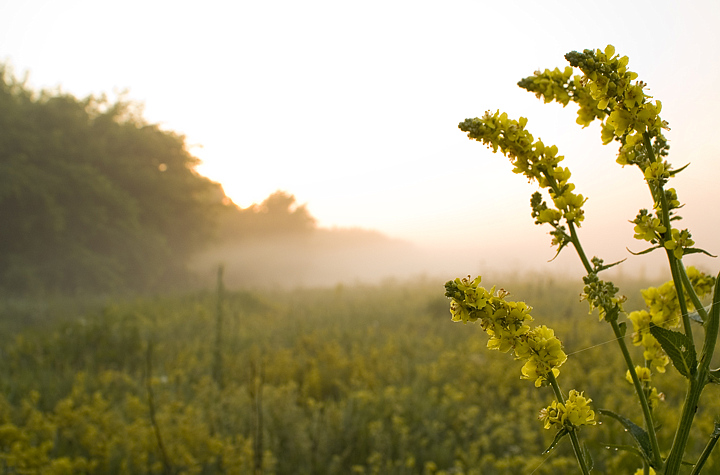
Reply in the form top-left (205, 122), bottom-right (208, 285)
top-left (1, 274), bottom-right (717, 474)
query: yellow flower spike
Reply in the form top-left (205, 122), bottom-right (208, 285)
top-left (563, 46), bottom-right (669, 169)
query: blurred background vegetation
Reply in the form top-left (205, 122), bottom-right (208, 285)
top-left (0, 278), bottom-right (718, 474)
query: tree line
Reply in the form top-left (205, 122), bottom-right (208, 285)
top-left (0, 64), bottom-right (315, 295)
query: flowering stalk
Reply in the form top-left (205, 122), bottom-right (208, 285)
top-left (445, 276), bottom-right (595, 470)
top-left (522, 45), bottom-right (720, 473)
top-left (458, 104), bottom-right (664, 468)
top-left (452, 45), bottom-right (720, 473)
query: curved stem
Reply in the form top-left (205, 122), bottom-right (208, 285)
top-left (567, 221), bottom-right (592, 272)
top-left (677, 260), bottom-right (709, 322)
top-left (667, 251), bottom-right (693, 340)
top-left (689, 422), bottom-right (720, 475)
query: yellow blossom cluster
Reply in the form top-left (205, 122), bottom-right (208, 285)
top-left (686, 265), bottom-right (716, 298)
top-left (564, 45), bottom-right (667, 153)
top-left (538, 390), bottom-right (596, 430)
top-left (445, 275), bottom-right (567, 387)
top-left (632, 209), bottom-right (667, 243)
top-left (628, 267), bottom-right (715, 371)
top-left (518, 45), bottom-right (671, 171)
top-left (517, 66), bottom-right (605, 128)
top-left (631, 189), bottom-right (691, 257)
top-left (625, 366), bottom-right (665, 410)
top-left (663, 229), bottom-right (695, 259)
top-left (458, 111), bottom-right (586, 228)
top-left (580, 271), bottom-right (625, 322)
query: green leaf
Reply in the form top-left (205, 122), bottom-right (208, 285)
top-left (618, 321), bottom-right (627, 337)
top-left (668, 162), bottom-right (691, 176)
top-left (598, 409), bottom-right (654, 466)
top-left (596, 258), bottom-right (626, 272)
top-left (683, 247), bottom-right (718, 258)
top-left (542, 427), bottom-right (569, 455)
top-left (704, 274), bottom-right (720, 386)
top-left (649, 324), bottom-right (697, 378)
top-left (626, 245), bottom-right (662, 256)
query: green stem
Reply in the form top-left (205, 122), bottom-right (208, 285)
top-left (563, 208), bottom-right (663, 468)
top-left (677, 260), bottom-right (709, 322)
top-left (567, 221), bottom-right (592, 272)
top-left (641, 132), bottom-right (694, 339)
top-left (663, 378), bottom-right (702, 474)
top-left (640, 132), bottom-right (708, 474)
top-left (610, 319), bottom-right (664, 468)
top-left (667, 252), bottom-right (693, 340)
top-left (699, 272), bottom-right (720, 371)
top-left (664, 273), bottom-right (720, 473)
top-left (547, 372), bottom-right (591, 475)
top-left (689, 422), bottom-right (720, 475)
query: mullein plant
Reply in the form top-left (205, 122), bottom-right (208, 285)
top-left (446, 45), bottom-right (720, 474)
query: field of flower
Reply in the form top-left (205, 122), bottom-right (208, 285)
top-left (0, 275), bottom-right (718, 474)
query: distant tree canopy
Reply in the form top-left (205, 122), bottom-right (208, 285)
top-left (0, 66), bottom-right (323, 295)
top-left (218, 190), bottom-right (316, 241)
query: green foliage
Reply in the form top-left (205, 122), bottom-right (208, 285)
top-left (0, 281), bottom-right (718, 474)
top-left (0, 65), bottom-right (228, 294)
top-left (217, 191), bottom-right (316, 242)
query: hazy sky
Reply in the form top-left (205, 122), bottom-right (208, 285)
top-left (2, 0), bottom-right (719, 277)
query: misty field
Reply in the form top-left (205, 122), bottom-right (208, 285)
top-left (1, 277), bottom-right (717, 474)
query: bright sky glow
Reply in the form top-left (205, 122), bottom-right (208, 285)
top-left (2, 0), bottom-right (719, 277)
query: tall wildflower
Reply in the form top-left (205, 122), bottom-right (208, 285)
top-left (451, 44), bottom-right (720, 474)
